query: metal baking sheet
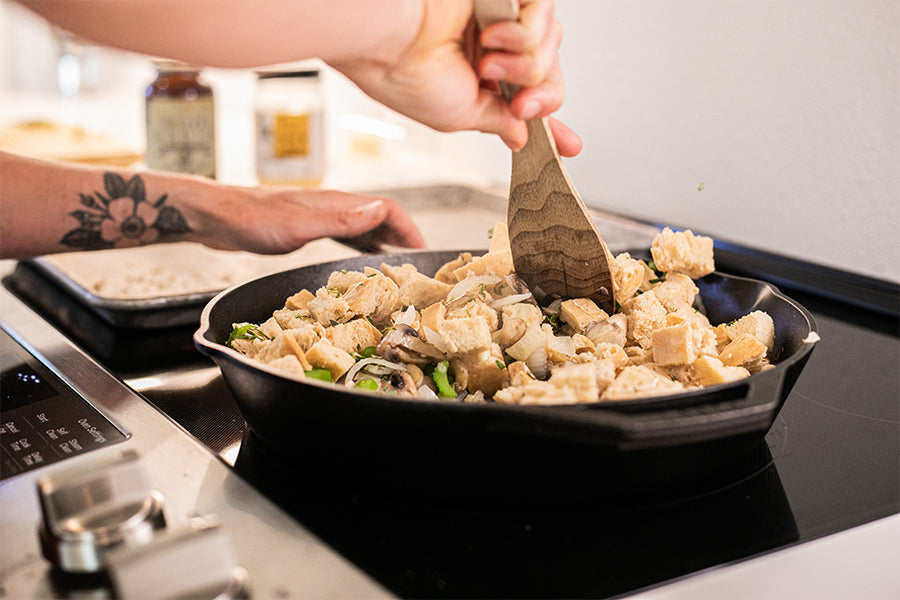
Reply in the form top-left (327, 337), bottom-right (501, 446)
top-left (12, 185), bottom-right (660, 329)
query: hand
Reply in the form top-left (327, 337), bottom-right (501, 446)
top-left (200, 188), bottom-right (426, 255)
top-left (332, 0), bottom-right (582, 156)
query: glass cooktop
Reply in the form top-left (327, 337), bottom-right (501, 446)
top-left (4, 244), bottom-right (898, 598)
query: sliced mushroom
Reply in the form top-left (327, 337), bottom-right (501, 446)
top-left (377, 323), bottom-right (445, 365)
top-left (385, 370), bottom-right (417, 397)
top-left (492, 317), bottom-right (527, 348)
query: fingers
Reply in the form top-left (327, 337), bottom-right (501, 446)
top-left (478, 0), bottom-right (561, 88)
top-left (548, 117), bottom-right (583, 157)
top-left (314, 195), bottom-right (426, 251)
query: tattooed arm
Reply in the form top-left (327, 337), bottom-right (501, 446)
top-left (0, 152), bottom-right (424, 259)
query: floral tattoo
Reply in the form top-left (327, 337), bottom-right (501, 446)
top-left (61, 172), bottom-right (191, 250)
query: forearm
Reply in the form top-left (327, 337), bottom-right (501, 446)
top-left (0, 152), bottom-right (243, 259)
top-left (16, 0), bottom-right (424, 69)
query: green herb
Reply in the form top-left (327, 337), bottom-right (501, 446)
top-left (649, 276), bottom-right (666, 284)
top-left (432, 360), bottom-right (456, 398)
top-left (544, 312), bottom-right (561, 333)
top-left (354, 377), bottom-right (379, 390)
top-left (340, 269), bottom-right (348, 274)
top-left (495, 360), bottom-right (506, 370)
top-left (304, 368), bottom-right (332, 382)
top-left (226, 323), bottom-right (268, 347)
top-left (367, 272), bottom-right (377, 278)
top-left (365, 315), bottom-right (377, 328)
top-left (615, 299), bottom-right (622, 310)
top-left (327, 288), bottom-right (340, 297)
top-left (487, 227), bottom-right (494, 239)
top-left (329, 319), bottom-right (340, 326)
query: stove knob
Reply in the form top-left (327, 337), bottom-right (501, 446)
top-left (37, 450), bottom-right (166, 574)
top-left (107, 516), bottom-right (250, 600)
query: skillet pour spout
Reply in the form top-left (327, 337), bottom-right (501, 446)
top-left (194, 250), bottom-right (818, 493)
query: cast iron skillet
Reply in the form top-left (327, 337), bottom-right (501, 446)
top-left (195, 250), bottom-right (818, 500)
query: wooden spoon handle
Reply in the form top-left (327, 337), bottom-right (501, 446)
top-left (473, 0), bottom-right (617, 312)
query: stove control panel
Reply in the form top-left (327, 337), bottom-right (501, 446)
top-left (36, 450), bottom-right (249, 598)
top-left (1, 329), bottom-right (127, 479)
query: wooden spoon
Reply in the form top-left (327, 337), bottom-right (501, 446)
top-left (474, 0), bottom-right (617, 314)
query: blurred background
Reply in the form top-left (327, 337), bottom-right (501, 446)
top-left (1, 0), bottom-right (897, 283)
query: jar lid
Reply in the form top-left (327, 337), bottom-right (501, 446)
top-left (257, 68), bottom-right (320, 80)
top-left (152, 59), bottom-right (201, 73)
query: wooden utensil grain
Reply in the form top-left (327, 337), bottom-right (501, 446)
top-left (475, 0), bottom-right (617, 314)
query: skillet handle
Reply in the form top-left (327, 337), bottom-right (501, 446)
top-left (607, 368), bottom-right (791, 451)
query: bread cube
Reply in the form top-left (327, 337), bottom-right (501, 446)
top-left (380, 262), bottom-right (419, 286)
top-left (718, 333), bottom-right (767, 367)
top-left (307, 288), bottom-right (354, 326)
top-left (601, 365), bottom-right (684, 400)
top-left (560, 298), bottom-right (609, 334)
top-left (611, 252), bottom-right (646, 300)
top-left (650, 227), bottom-right (715, 279)
top-left (593, 342), bottom-right (629, 369)
top-left (622, 291), bottom-right (667, 349)
top-left (439, 316), bottom-right (493, 354)
top-left (434, 252), bottom-right (473, 284)
top-left (651, 272), bottom-right (699, 312)
top-left (284, 289), bottom-right (315, 310)
top-left (451, 343), bottom-right (508, 397)
top-left (325, 269), bottom-right (368, 293)
top-left (651, 324), bottom-right (698, 366)
top-left (397, 271), bottom-right (452, 309)
top-left (692, 355), bottom-right (750, 386)
top-left (501, 302), bottom-right (544, 329)
top-left (447, 298), bottom-right (499, 331)
top-left (452, 250), bottom-right (514, 280)
top-left (266, 354), bottom-right (305, 377)
top-left (724, 310), bottom-right (775, 351)
top-left (489, 221), bottom-right (511, 255)
top-left (324, 318), bottom-right (382, 355)
top-left (419, 301), bottom-right (446, 334)
top-left (340, 267), bottom-right (400, 325)
top-left (305, 338), bottom-right (356, 381)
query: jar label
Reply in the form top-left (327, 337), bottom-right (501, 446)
top-left (146, 97), bottom-right (216, 177)
top-left (272, 114), bottom-right (310, 157)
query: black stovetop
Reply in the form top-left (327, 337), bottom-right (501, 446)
top-left (4, 245), bottom-right (898, 599)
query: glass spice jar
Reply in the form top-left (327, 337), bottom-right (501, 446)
top-left (145, 60), bottom-right (216, 178)
top-left (255, 68), bottom-right (325, 186)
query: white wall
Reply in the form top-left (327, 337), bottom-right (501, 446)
top-left (3, 0), bottom-right (897, 284)
top-left (554, 0), bottom-right (899, 283)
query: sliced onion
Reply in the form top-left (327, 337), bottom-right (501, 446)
top-left (416, 385), bottom-right (439, 401)
top-left (422, 325), bottom-right (450, 353)
top-left (394, 305), bottom-right (416, 326)
top-left (446, 275), bottom-right (501, 304)
top-left (489, 292), bottom-right (533, 310)
top-left (343, 357), bottom-right (406, 387)
top-left (525, 347), bottom-right (549, 379)
top-left (506, 326), bottom-right (545, 361)
top-left (546, 333), bottom-right (576, 358)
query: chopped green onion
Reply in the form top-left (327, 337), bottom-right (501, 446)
top-left (354, 345), bottom-right (377, 360)
top-left (226, 323), bottom-right (267, 347)
top-left (495, 360), bottom-right (506, 370)
top-left (354, 377), bottom-right (379, 390)
top-left (432, 360), bottom-right (455, 398)
top-left (304, 368), bottom-right (333, 382)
